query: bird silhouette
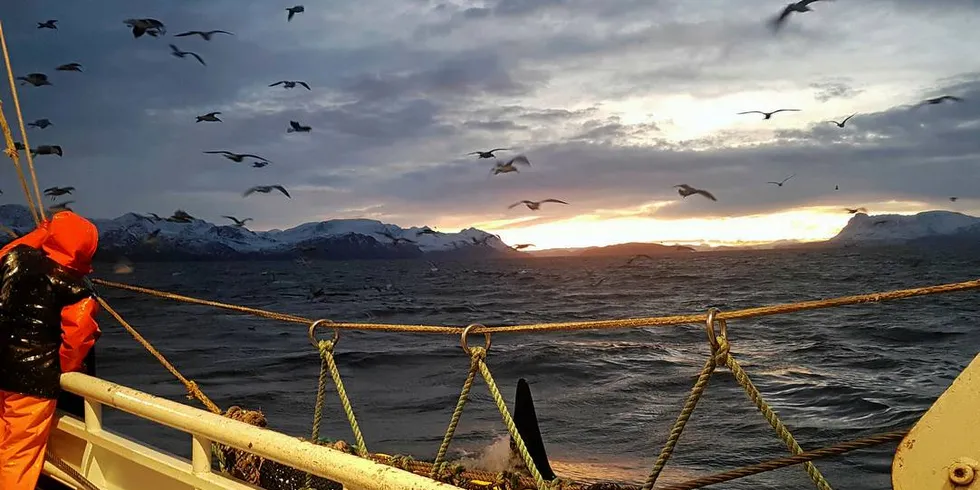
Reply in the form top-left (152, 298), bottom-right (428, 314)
top-left (167, 210), bottom-right (195, 223)
top-left (222, 216), bottom-right (253, 227)
top-left (512, 243), bottom-right (535, 250)
top-left (56, 63), bottom-right (82, 72)
top-left (244, 185), bottom-right (291, 198)
top-left (269, 80), bottom-right (311, 90)
top-left (48, 201), bottom-right (75, 212)
top-left (43, 186), bottom-right (74, 199)
top-left (845, 207), bottom-right (867, 214)
top-left (468, 148), bottom-right (509, 159)
top-left (379, 230), bottom-right (416, 245)
top-left (416, 227), bottom-right (440, 236)
top-left (124, 18), bottom-right (166, 38)
top-left (37, 20), bottom-right (58, 30)
top-left (737, 109), bottom-right (800, 120)
top-left (674, 184), bottom-right (717, 201)
top-left (174, 30), bottom-right (234, 40)
top-left (32, 145), bottom-right (63, 157)
top-left (490, 155), bottom-right (531, 176)
top-left (204, 151), bottom-right (270, 163)
top-left (770, 0), bottom-right (830, 31)
top-left (28, 119), bottom-right (52, 129)
top-left (287, 6), bottom-right (305, 21)
top-left (251, 161), bottom-right (270, 168)
top-left (829, 113), bottom-right (856, 128)
top-left (767, 174), bottom-right (796, 187)
top-left (196, 112), bottom-right (222, 123)
top-left (169, 44), bottom-right (206, 66)
top-left (17, 73), bottom-right (52, 87)
top-left (949, 197), bottom-right (958, 202)
top-left (287, 121), bottom-right (312, 133)
top-left (508, 199), bottom-right (569, 211)
top-left (919, 95), bottom-right (963, 106)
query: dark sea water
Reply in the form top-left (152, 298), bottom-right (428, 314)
top-left (92, 246), bottom-right (979, 490)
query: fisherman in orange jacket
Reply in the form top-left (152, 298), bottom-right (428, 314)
top-left (0, 210), bottom-right (101, 490)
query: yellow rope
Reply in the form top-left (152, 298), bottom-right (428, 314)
top-left (88, 284), bottom-right (223, 414)
top-left (318, 337), bottom-right (369, 457)
top-left (641, 356), bottom-right (717, 490)
top-left (474, 347), bottom-right (550, 489)
top-left (302, 339), bottom-right (333, 490)
top-left (0, 100), bottom-right (40, 225)
top-left (431, 352), bottom-right (481, 478)
top-left (710, 314), bottom-right (832, 490)
top-left (92, 277), bottom-right (980, 336)
top-left (0, 20), bottom-right (46, 221)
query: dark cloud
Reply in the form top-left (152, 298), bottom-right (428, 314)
top-left (1, 0), bottom-right (978, 238)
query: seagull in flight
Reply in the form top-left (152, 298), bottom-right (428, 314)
top-left (28, 119), bottom-right (52, 129)
top-left (222, 216), bottom-right (253, 227)
top-left (56, 63), bottom-right (82, 72)
top-left (196, 112), bottom-right (222, 123)
top-left (737, 109), bottom-right (800, 120)
top-left (770, 0), bottom-right (830, 31)
top-left (919, 95), bottom-right (963, 106)
top-left (287, 120), bottom-right (312, 133)
top-left (32, 145), bottom-right (63, 157)
top-left (674, 184), bottom-right (717, 201)
top-left (244, 185), bottom-right (291, 198)
top-left (468, 148), bottom-right (509, 159)
top-left (43, 186), bottom-right (74, 199)
top-left (512, 243), bottom-right (535, 250)
top-left (49, 200), bottom-right (75, 212)
top-left (269, 80), bottom-right (311, 90)
top-left (251, 161), bottom-right (270, 168)
top-left (169, 44), bottom-right (206, 66)
top-left (124, 18), bottom-right (166, 38)
top-left (490, 155), bottom-right (531, 176)
top-left (167, 210), bottom-right (195, 223)
top-left (829, 113), bottom-right (856, 128)
top-left (286, 6), bottom-right (305, 21)
top-left (379, 230), bottom-right (416, 245)
top-left (845, 207), bottom-right (867, 214)
top-left (17, 73), bottom-right (52, 87)
top-left (37, 20), bottom-right (58, 30)
top-left (627, 254), bottom-right (655, 265)
top-left (949, 197), bottom-right (958, 202)
top-left (767, 174), bottom-right (796, 187)
top-left (508, 199), bottom-right (568, 211)
top-left (204, 151), bottom-right (270, 163)
top-left (174, 30), bottom-right (234, 40)
top-left (416, 227), bottom-right (440, 236)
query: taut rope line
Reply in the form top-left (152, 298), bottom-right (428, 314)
top-left (91, 276), bottom-right (980, 335)
top-left (0, 20), bottom-right (47, 221)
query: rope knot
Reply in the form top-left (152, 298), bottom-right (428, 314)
top-left (712, 336), bottom-right (730, 366)
top-left (318, 339), bottom-right (336, 357)
top-left (469, 346), bottom-right (487, 361)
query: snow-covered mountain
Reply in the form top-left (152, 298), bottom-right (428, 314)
top-left (0, 204), bottom-right (517, 261)
top-left (829, 211), bottom-right (980, 245)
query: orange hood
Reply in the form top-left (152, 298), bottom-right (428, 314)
top-left (38, 211), bottom-right (99, 274)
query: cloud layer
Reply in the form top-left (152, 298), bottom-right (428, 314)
top-left (2, 0), bottom-right (979, 237)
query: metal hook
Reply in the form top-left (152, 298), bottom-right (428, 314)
top-left (705, 308), bottom-right (728, 350)
top-left (308, 319), bottom-right (339, 349)
top-left (460, 323), bottom-right (491, 355)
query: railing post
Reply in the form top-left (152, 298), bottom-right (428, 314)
top-left (191, 434), bottom-right (212, 475)
top-left (83, 398), bottom-right (102, 433)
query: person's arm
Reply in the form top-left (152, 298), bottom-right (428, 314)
top-left (60, 296), bottom-right (101, 373)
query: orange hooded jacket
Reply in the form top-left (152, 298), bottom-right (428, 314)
top-left (0, 211), bottom-right (101, 373)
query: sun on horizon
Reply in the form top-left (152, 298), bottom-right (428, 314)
top-left (454, 200), bottom-right (971, 251)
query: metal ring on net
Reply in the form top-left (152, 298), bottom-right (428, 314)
top-left (460, 323), bottom-right (492, 355)
top-left (705, 308), bottom-right (728, 350)
top-left (308, 319), bottom-right (340, 349)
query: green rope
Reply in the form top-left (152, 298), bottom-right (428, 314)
top-left (302, 341), bottom-right (332, 490)
top-left (319, 339), bottom-right (369, 457)
top-left (475, 349), bottom-right (551, 490)
top-left (717, 336), bottom-right (833, 490)
top-left (430, 352), bottom-right (482, 478)
top-left (641, 355), bottom-right (718, 490)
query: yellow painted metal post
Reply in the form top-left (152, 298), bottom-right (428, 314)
top-left (893, 352), bottom-right (980, 489)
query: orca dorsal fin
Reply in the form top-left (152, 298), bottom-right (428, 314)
top-left (511, 378), bottom-right (556, 481)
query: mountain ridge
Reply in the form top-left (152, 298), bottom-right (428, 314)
top-left (0, 204), bottom-right (518, 261)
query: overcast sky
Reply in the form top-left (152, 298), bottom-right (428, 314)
top-left (2, 0), bottom-right (979, 245)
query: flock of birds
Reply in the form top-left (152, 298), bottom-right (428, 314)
top-left (2, 1), bottom-right (968, 251)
